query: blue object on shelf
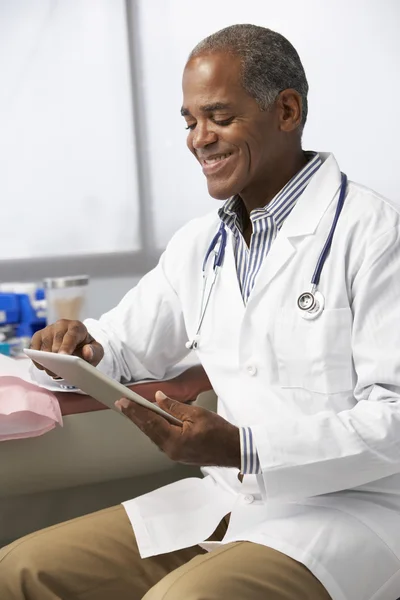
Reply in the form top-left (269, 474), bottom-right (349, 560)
top-left (0, 289), bottom-right (46, 340)
top-left (0, 342), bottom-right (11, 356)
top-left (0, 294), bottom-right (19, 325)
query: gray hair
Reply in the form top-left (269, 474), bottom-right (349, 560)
top-left (189, 24), bottom-right (309, 128)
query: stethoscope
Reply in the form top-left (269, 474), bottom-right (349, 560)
top-left (186, 172), bottom-right (348, 350)
top-left (185, 223), bottom-right (227, 350)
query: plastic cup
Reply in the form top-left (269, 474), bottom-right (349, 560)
top-left (43, 275), bottom-right (89, 325)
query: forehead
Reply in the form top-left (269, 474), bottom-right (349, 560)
top-left (182, 52), bottom-right (249, 109)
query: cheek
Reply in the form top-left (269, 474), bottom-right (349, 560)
top-left (234, 143), bottom-right (252, 178)
top-left (246, 138), bottom-right (268, 173)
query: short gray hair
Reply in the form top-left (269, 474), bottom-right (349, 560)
top-left (189, 24), bottom-right (309, 127)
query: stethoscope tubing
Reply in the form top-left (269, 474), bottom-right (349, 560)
top-left (310, 172), bottom-right (347, 288)
top-left (202, 223), bottom-right (227, 271)
top-left (188, 171), bottom-right (348, 347)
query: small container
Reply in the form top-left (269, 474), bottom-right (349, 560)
top-left (43, 275), bottom-right (89, 325)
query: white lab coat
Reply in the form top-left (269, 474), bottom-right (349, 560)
top-left (85, 153), bottom-right (400, 600)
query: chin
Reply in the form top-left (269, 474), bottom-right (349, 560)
top-left (206, 181), bottom-right (237, 201)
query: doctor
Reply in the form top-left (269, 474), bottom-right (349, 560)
top-left (2, 23), bottom-right (400, 600)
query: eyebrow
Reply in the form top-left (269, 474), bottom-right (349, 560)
top-left (180, 102), bottom-right (232, 117)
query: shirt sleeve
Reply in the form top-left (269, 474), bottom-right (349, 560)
top-left (84, 249), bottom-right (190, 384)
top-left (239, 426), bottom-right (261, 474)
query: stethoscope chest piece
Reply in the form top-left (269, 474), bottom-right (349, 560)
top-left (297, 290), bottom-right (325, 320)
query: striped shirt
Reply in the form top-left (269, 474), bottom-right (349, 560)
top-left (218, 152), bottom-right (322, 474)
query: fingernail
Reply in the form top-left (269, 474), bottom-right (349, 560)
top-left (116, 398), bottom-right (130, 410)
top-left (156, 391), bottom-right (167, 400)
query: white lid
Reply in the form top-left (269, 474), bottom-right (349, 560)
top-left (43, 275), bottom-right (89, 289)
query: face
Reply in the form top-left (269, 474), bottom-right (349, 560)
top-left (181, 52), bottom-right (302, 202)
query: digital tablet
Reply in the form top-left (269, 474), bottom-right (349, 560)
top-left (24, 349), bottom-right (182, 425)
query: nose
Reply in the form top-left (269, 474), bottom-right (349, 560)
top-left (191, 121), bottom-right (218, 150)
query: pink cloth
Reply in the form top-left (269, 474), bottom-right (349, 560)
top-left (0, 376), bottom-right (63, 441)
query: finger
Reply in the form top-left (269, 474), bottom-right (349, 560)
top-left (51, 325), bottom-right (70, 353)
top-left (58, 322), bottom-right (88, 355)
top-left (29, 330), bottom-right (53, 370)
top-left (81, 344), bottom-right (94, 362)
top-left (81, 340), bottom-right (104, 366)
top-left (155, 392), bottom-right (195, 421)
top-left (30, 330), bottom-right (44, 352)
top-left (31, 360), bottom-right (44, 371)
top-left (37, 331), bottom-right (54, 352)
top-left (115, 398), bottom-right (174, 447)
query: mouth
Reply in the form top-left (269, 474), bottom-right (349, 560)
top-left (200, 153), bottom-right (234, 175)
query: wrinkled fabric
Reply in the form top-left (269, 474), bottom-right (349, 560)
top-left (0, 376), bottom-right (62, 441)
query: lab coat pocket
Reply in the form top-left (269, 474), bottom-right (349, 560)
top-left (275, 307), bottom-right (353, 394)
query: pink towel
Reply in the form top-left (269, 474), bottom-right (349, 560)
top-left (0, 376), bottom-right (63, 441)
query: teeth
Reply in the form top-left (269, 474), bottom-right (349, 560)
top-left (204, 153), bottom-right (230, 164)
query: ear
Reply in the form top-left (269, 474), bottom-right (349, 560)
top-left (276, 89), bottom-right (303, 133)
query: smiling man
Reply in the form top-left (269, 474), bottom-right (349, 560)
top-left (181, 50), bottom-right (308, 217)
top-left (2, 24), bottom-right (400, 600)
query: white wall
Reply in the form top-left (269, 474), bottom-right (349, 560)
top-left (85, 274), bottom-right (139, 318)
top-left (0, 0), bottom-right (140, 260)
top-left (136, 0), bottom-right (400, 247)
top-left (2, 1), bottom-right (400, 316)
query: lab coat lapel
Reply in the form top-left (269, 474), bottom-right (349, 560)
top-left (247, 153), bottom-right (343, 303)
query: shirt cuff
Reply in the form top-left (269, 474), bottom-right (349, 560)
top-left (239, 426), bottom-right (261, 474)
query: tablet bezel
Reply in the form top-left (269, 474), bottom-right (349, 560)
top-left (24, 349), bottom-right (182, 426)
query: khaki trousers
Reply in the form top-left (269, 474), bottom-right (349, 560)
top-left (0, 505), bottom-right (331, 600)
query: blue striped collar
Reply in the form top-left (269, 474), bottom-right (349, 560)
top-left (219, 151), bottom-right (322, 232)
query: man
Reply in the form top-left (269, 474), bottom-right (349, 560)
top-left (2, 23), bottom-right (400, 600)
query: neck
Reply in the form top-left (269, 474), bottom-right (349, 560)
top-left (240, 149), bottom-right (308, 218)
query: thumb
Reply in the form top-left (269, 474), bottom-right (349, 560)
top-left (82, 344), bottom-right (94, 362)
top-left (155, 391), bottom-right (189, 418)
top-left (82, 341), bottom-right (103, 366)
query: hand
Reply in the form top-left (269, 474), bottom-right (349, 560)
top-left (115, 391), bottom-right (241, 468)
top-left (30, 319), bottom-right (104, 376)
top-left (130, 364), bottom-right (213, 405)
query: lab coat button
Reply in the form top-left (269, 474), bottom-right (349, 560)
top-left (246, 364), bottom-right (257, 376)
top-left (243, 494), bottom-right (254, 504)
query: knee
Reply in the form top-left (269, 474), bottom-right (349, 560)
top-left (144, 573), bottom-right (215, 600)
top-left (0, 537), bottom-right (49, 599)
top-left (0, 540), bottom-right (28, 598)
